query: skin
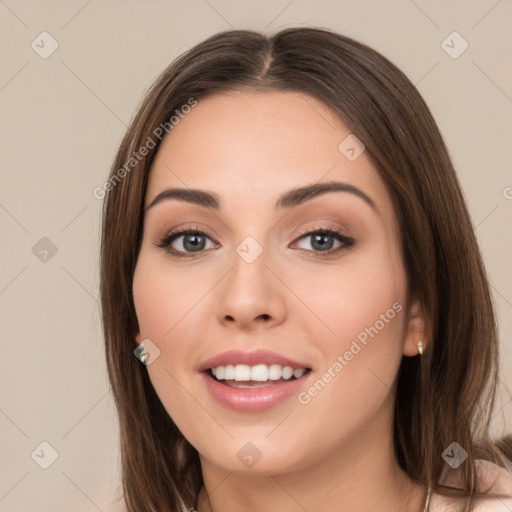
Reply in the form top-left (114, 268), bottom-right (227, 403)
top-left (132, 90), bottom-right (430, 512)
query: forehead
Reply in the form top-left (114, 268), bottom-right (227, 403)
top-left (145, 90), bottom-right (394, 224)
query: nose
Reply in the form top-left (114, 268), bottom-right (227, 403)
top-left (216, 248), bottom-right (286, 331)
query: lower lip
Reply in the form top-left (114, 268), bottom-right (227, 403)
top-left (201, 371), bottom-right (309, 413)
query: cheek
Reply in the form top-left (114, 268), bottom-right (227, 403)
top-left (132, 249), bottom-right (213, 345)
top-left (132, 250), bottom-right (218, 417)
top-left (264, 240), bottom-right (404, 396)
top-left (282, 257), bottom-right (406, 460)
top-left (288, 237), bottom-right (407, 352)
top-left (288, 241), bottom-right (407, 412)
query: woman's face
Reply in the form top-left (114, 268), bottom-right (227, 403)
top-left (133, 90), bottom-right (424, 475)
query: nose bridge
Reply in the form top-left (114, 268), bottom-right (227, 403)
top-left (216, 235), bottom-right (286, 328)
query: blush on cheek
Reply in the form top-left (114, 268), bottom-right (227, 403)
top-left (133, 251), bottom-right (205, 340)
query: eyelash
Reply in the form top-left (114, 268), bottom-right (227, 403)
top-left (155, 224), bottom-right (355, 258)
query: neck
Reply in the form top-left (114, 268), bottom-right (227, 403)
top-left (196, 398), bottom-right (426, 512)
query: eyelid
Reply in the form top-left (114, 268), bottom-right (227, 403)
top-left (290, 223), bottom-right (354, 252)
top-left (293, 222), bottom-right (349, 240)
top-left (154, 225), bottom-right (219, 256)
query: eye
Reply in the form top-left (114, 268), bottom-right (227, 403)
top-left (155, 226), bottom-right (218, 258)
top-left (292, 226), bottom-right (354, 255)
top-left (155, 224), bottom-right (354, 258)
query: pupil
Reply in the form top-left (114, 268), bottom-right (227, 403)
top-left (312, 233), bottom-right (333, 251)
top-left (185, 234), bottom-right (205, 251)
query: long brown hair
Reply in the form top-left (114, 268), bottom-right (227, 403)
top-left (99, 27), bottom-right (512, 511)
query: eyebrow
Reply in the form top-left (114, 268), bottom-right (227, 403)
top-left (146, 181), bottom-right (379, 215)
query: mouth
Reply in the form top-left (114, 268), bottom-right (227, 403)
top-left (198, 350), bottom-right (313, 412)
top-left (207, 364), bottom-right (311, 388)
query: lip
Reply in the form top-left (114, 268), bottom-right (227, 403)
top-left (197, 349), bottom-right (311, 372)
top-left (198, 349), bottom-right (312, 413)
top-left (200, 370), bottom-right (311, 413)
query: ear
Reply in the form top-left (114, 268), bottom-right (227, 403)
top-left (135, 331), bottom-right (142, 344)
top-left (402, 297), bottom-right (427, 357)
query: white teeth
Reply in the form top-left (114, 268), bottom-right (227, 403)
top-left (282, 366), bottom-right (294, 379)
top-left (211, 363), bottom-right (308, 382)
top-left (250, 364), bottom-right (268, 381)
top-left (224, 364), bottom-right (235, 380)
top-left (293, 368), bottom-right (306, 379)
top-left (268, 364), bottom-right (282, 380)
top-left (234, 364), bottom-right (251, 381)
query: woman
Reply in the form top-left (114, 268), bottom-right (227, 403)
top-left (99, 27), bottom-right (512, 511)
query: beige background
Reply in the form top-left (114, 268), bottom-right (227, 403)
top-left (1, 1), bottom-right (511, 511)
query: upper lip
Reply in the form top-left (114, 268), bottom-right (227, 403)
top-left (198, 349), bottom-right (311, 372)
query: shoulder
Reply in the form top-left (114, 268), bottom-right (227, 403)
top-left (429, 460), bottom-right (512, 511)
top-left (471, 460), bottom-right (512, 511)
